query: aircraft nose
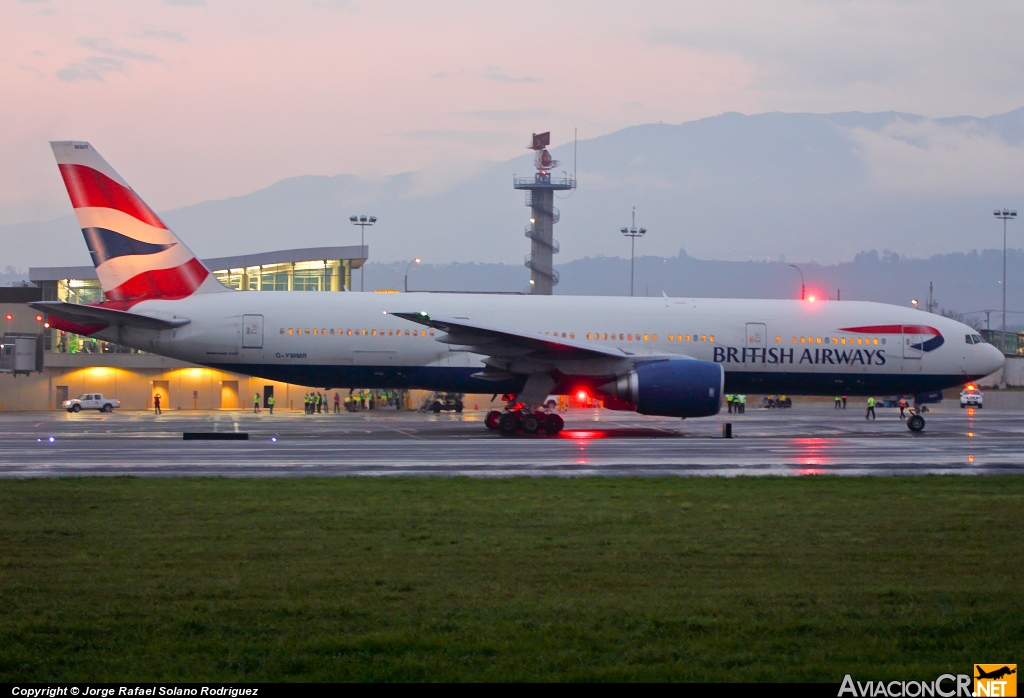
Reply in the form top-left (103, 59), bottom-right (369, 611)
top-left (978, 343), bottom-right (1006, 377)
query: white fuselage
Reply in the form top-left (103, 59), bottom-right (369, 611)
top-left (92, 291), bottom-right (1004, 397)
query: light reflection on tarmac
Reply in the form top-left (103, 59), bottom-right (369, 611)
top-left (0, 404), bottom-right (1021, 478)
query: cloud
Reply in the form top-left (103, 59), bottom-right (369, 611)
top-left (310, 0), bottom-right (356, 9)
top-left (57, 56), bottom-right (127, 82)
top-left (56, 36), bottom-right (162, 82)
top-left (77, 37), bottom-right (161, 63)
top-left (141, 29), bottom-right (187, 43)
top-left (645, 2), bottom-right (1024, 108)
top-left (18, 63), bottom-right (45, 78)
top-left (400, 129), bottom-right (509, 147)
top-left (457, 109), bottom-right (552, 122)
top-left (843, 118), bottom-right (1024, 196)
top-left (481, 67), bottom-right (539, 84)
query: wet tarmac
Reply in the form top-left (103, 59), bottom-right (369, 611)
top-left (0, 403), bottom-right (1020, 478)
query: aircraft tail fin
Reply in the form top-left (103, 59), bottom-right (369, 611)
top-left (50, 141), bottom-right (229, 305)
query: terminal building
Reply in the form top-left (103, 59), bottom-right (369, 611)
top-left (0, 246), bottom-right (382, 411)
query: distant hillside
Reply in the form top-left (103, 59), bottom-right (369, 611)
top-left (366, 248), bottom-right (1023, 331)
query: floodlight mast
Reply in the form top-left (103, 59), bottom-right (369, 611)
top-left (994, 208), bottom-right (1017, 356)
top-left (620, 207), bottom-right (646, 297)
top-left (349, 215), bottom-right (377, 292)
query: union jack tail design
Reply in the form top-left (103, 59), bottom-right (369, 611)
top-left (51, 141), bottom-right (229, 306)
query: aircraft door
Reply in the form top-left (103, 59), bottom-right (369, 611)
top-left (903, 328), bottom-right (923, 360)
top-left (242, 314), bottom-right (264, 349)
top-left (746, 323), bottom-right (767, 349)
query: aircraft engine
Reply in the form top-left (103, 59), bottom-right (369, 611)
top-left (598, 359), bottom-right (724, 418)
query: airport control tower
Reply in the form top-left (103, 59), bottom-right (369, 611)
top-left (514, 132), bottom-right (575, 295)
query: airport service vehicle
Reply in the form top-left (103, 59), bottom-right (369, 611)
top-left (63, 393), bottom-right (120, 413)
top-left (33, 142), bottom-right (1005, 435)
top-left (960, 385), bottom-right (984, 408)
top-left (430, 394), bottom-right (464, 413)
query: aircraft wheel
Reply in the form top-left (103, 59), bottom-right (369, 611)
top-left (907, 414), bottom-right (925, 432)
top-left (543, 413), bottom-right (564, 435)
top-left (498, 413), bottom-right (519, 435)
top-left (455, 400), bottom-right (464, 413)
top-left (520, 413), bottom-right (540, 434)
top-left (484, 410), bottom-right (502, 430)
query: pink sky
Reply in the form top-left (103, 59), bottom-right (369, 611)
top-left (3, 0), bottom-right (1024, 228)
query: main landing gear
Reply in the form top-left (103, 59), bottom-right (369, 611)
top-left (484, 398), bottom-right (564, 436)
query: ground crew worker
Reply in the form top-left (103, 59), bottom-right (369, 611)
top-left (253, 392), bottom-right (260, 413)
top-left (866, 396), bottom-right (876, 420)
top-left (834, 396), bottom-right (842, 409)
top-left (153, 393), bottom-right (162, 415)
top-left (267, 394), bottom-right (275, 415)
top-left (898, 396), bottom-right (907, 420)
top-left (726, 394), bottom-right (734, 413)
top-left (334, 392), bottom-right (340, 413)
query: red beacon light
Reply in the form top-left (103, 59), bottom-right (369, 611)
top-left (4, 314), bottom-right (12, 321)
top-left (35, 314), bottom-right (43, 322)
top-left (575, 389), bottom-right (589, 402)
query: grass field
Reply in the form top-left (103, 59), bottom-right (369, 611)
top-left (0, 476), bottom-right (1020, 682)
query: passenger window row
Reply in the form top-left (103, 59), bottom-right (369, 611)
top-left (279, 328), bottom-right (435, 337)
top-left (792, 337), bottom-right (885, 345)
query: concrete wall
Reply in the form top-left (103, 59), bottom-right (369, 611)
top-left (977, 356), bottom-right (1024, 388)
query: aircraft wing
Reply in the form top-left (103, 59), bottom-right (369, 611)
top-left (389, 311), bottom-right (633, 361)
top-left (30, 301), bottom-right (191, 331)
top-left (390, 311), bottom-right (700, 404)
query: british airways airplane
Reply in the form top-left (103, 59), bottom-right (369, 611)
top-left (32, 141), bottom-right (1004, 434)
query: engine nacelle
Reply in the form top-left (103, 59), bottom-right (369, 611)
top-left (599, 359), bottom-right (723, 418)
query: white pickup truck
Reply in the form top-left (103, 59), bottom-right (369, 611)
top-left (63, 393), bottom-right (121, 413)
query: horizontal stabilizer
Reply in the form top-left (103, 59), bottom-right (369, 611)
top-left (30, 301), bottom-right (191, 331)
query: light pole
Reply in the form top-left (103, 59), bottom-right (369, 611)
top-left (404, 258), bottom-right (421, 293)
top-left (787, 264), bottom-right (805, 300)
top-left (994, 209), bottom-right (1017, 354)
top-left (620, 207), bottom-right (646, 297)
top-left (349, 214), bottom-right (377, 292)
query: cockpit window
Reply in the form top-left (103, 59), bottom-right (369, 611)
top-left (965, 334), bottom-right (985, 345)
